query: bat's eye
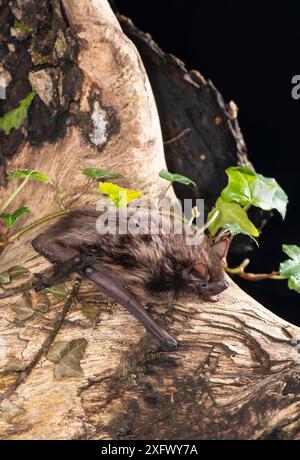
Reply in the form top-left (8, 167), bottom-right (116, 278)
top-left (200, 281), bottom-right (208, 288)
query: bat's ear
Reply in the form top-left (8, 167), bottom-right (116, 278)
top-left (211, 237), bottom-right (230, 261)
top-left (192, 262), bottom-right (208, 278)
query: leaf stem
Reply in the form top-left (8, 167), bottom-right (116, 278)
top-left (158, 182), bottom-right (173, 203)
top-left (0, 175), bottom-right (31, 213)
top-left (238, 271), bottom-right (285, 281)
top-left (224, 258), bottom-right (250, 274)
top-left (243, 203), bottom-right (252, 212)
top-left (201, 209), bottom-right (220, 233)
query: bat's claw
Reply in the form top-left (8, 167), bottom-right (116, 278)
top-left (32, 273), bottom-right (50, 292)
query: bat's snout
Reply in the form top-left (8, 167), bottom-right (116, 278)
top-left (200, 279), bottom-right (229, 302)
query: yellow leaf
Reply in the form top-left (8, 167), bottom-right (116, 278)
top-left (98, 182), bottom-right (142, 207)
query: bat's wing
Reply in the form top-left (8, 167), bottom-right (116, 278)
top-left (81, 264), bottom-right (177, 350)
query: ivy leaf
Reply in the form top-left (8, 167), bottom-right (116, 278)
top-left (7, 169), bottom-right (51, 184)
top-left (221, 166), bottom-right (288, 219)
top-left (222, 223), bottom-right (259, 246)
top-left (159, 169), bottom-right (196, 187)
top-left (0, 271), bottom-right (10, 284)
top-left (9, 266), bottom-right (32, 287)
top-left (208, 197), bottom-right (259, 237)
top-left (282, 244), bottom-right (300, 261)
top-left (47, 338), bottom-right (88, 380)
top-left (221, 166), bottom-right (253, 205)
top-left (43, 284), bottom-right (68, 302)
top-left (46, 341), bottom-right (70, 363)
top-left (288, 276), bottom-right (300, 294)
top-left (80, 303), bottom-right (100, 321)
top-left (4, 357), bottom-right (27, 373)
top-left (280, 244), bottom-right (300, 277)
top-left (0, 207), bottom-right (30, 228)
top-left (0, 400), bottom-right (25, 423)
top-left (9, 265), bottom-right (30, 279)
top-left (0, 91), bottom-right (36, 135)
top-left (280, 245), bottom-right (300, 294)
top-left (83, 167), bottom-right (123, 179)
top-left (11, 295), bottom-right (34, 322)
top-left (97, 182), bottom-right (142, 207)
top-left (0, 266), bottom-right (31, 287)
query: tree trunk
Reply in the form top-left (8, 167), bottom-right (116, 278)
top-left (0, 0), bottom-right (300, 440)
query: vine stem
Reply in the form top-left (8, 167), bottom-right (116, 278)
top-left (0, 209), bottom-right (67, 246)
top-left (224, 259), bottom-right (286, 281)
top-left (0, 280), bottom-right (81, 405)
top-left (198, 209), bottom-right (220, 234)
top-left (0, 176), bottom-right (31, 214)
top-left (157, 182), bottom-right (173, 204)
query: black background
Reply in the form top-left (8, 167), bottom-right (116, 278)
top-left (116, 0), bottom-right (300, 324)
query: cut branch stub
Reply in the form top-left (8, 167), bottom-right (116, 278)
top-left (118, 14), bottom-right (270, 250)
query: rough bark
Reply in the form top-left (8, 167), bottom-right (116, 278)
top-left (0, 0), bottom-right (300, 440)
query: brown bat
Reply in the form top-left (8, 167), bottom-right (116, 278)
top-left (31, 207), bottom-right (229, 350)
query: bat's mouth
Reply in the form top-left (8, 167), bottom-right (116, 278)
top-left (199, 280), bottom-right (229, 302)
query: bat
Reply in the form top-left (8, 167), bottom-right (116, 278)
top-left (31, 207), bottom-right (229, 350)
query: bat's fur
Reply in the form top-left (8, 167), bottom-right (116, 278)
top-left (31, 207), bottom-right (229, 349)
top-left (32, 207), bottom-right (229, 303)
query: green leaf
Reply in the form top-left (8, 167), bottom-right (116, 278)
top-left (14, 21), bottom-right (33, 33)
top-left (159, 169), bottom-right (196, 187)
top-left (222, 223), bottom-right (259, 246)
top-left (46, 341), bottom-right (70, 363)
top-left (7, 169), bottom-right (51, 184)
top-left (0, 91), bottom-right (36, 135)
top-left (221, 166), bottom-right (288, 219)
top-left (0, 266), bottom-right (31, 286)
top-left (9, 265), bottom-right (31, 280)
top-left (44, 284), bottom-right (68, 301)
top-left (288, 276), bottom-right (300, 294)
top-left (280, 245), bottom-right (300, 278)
top-left (279, 244), bottom-right (300, 294)
top-left (0, 271), bottom-right (11, 284)
top-left (97, 182), bottom-right (142, 207)
top-left (282, 244), bottom-right (300, 260)
top-left (83, 167), bottom-right (123, 179)
top-left (80, 303), bottom-right (100, 321)
top-left (47, 338), bottom-right (88, 380)
top-left (208, 197), bottom-right (259, 237)
top-left (0, 207), bottom-right (30, 228)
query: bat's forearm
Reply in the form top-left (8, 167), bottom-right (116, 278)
top-left (82, 265), bottom-right (177, 351)
top-left (32, 251), bottom-right (177, 350)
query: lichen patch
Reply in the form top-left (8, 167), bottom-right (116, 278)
top-left (89, 100), bottom-right (109, 147)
